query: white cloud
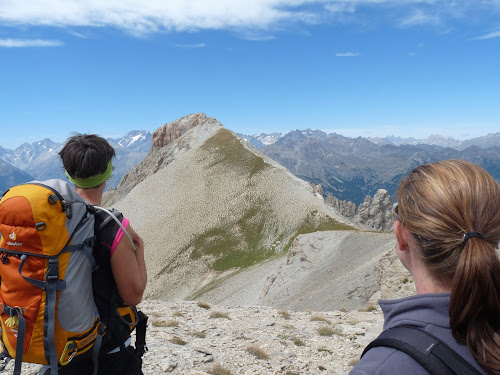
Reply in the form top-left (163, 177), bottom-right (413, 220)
top-left (0, 0), bottom-right (317, 34)
top-left (0, 1), bottom-right (499, 36)
top-left (0, 38), bottom-right (63, 47)
top-left (472, 29), bottom-right (500, 40)
top-left (336, 52), bottom-right (361, 57)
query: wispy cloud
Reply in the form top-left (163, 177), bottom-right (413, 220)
top-left (336, 52), bottom-right (361, 57)
top-left (399, 9), bottom-right (442, 28)
top-left (67, 30), bottom-right (88, 39)
top-left (240, 32), bottom-right (276, 41)
top-left (174, 43), bottom-right (206, 48)
top-left (0, 38), bottom-right (63, 47)
top-left (472, 29), bottom-right (500, 40)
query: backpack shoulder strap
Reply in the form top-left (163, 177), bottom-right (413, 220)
top-left (93, 206), bottom-right (136, 251)
top-left (361, 326), bottom-right (482, 375)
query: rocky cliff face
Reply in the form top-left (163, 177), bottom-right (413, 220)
top-left (105, 113), bottom-right (221, 205)
top-left (357, 189), bottom-right (393, 231)
top-left (310, 182), bottom-right (323, 197)
top-left (325, 189), bottom-right (393, 231)
top-left (152, 112), bottom-right (207, 148)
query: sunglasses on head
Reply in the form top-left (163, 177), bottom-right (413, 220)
top-left (392, 202), bottom-right (402, 222)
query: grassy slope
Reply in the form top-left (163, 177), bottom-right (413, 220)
top-left (185, 128), bottom-right (355, 272)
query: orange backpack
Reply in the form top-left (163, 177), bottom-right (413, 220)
top-left (0, 180), bottom-right (103, 375)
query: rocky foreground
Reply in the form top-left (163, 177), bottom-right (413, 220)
top-left (2, 242), bottom-right (415, 375)
top-left (138, 299), bottom-right (384, 375)
top-left (136, 245), bottom-right (415, 375)
top-left (2, 299), bottom-right (382, 375)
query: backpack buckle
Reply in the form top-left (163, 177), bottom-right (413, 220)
top-left (46, 259), bottom-right (59, 281)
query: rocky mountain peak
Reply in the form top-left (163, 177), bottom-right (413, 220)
top-left (325, 189), bottom-right (393, 231)
top-left (357, 189), bottom-right (393, 231)
top-left (152, 112), bottom-right (213, 148)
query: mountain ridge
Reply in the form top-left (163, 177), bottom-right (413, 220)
top-left (105, 113), bottom-right (355, 302)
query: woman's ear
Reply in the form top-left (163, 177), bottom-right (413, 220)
top-left (394, 220), bottom-right (408, 251)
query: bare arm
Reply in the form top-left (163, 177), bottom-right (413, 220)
top-left (110, 224), bottom-right (147, 306)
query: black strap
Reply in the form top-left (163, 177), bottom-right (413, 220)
top-left (91, 324), bottom-right (105, 375)
top-left (362, 326), bottom-right (482, 375)
top-left (134, 311), bottom-right (148, 356)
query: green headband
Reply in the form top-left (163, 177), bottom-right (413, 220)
top-left (66, 160), bottom-right (113, 188)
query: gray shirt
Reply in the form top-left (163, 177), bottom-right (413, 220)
top-left (349, 293), bottom-right (485, 375)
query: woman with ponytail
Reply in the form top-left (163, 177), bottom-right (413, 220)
top-left (350, 159), bottom-right (500, 375)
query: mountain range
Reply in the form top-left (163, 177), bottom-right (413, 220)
top-left (240, 131), bottom-right (500, 151)
top-left (241, 130), bottom-right (500, 204)
top-left (1, 119), bottom-right (499, 205)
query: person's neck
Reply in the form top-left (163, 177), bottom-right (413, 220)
top-left (75, 185), bottom-right (104, 206)
top-left (414, 273), bottom-right (451, 294)
top-left (411, 256), bottom-right (452, 294)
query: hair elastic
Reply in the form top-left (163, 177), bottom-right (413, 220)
top-left (462, 231), bottom-right (485, 245)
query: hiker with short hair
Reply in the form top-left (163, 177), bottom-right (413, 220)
top-left (350, 160), bottom-right (500, 375)
top-left (59, 134), bottom-right (147, 374)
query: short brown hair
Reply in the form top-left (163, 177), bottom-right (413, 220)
top-left (59, 134), bottom-right (115, 179)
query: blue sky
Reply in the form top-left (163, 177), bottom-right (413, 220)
top-left (1, 0), bottom-right (499, 148)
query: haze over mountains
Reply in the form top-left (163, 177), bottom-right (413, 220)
top-left (240, 131), bottom-right (500, 151)
top-left (1, 116), bottom-right (499, 205)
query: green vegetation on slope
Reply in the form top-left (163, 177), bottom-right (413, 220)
top-left (190, 206), bottom-right (271, 271)
top-left (200, 128), bottom-right (271, 177)
top-left (189, 128), bottom-right (356, 273)
top-left (190, 210), bottom-right (355, 272)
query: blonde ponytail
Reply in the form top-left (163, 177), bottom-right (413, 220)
top-left (396, 160), bottom-right (500, 374)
